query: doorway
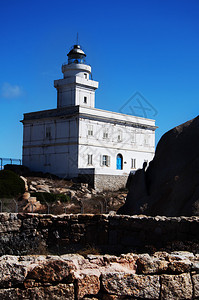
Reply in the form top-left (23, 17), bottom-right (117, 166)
top-left (116, 154), bottom-right (123, 170)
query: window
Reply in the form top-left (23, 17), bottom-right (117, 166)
top-left (84, 96), bottom-right (87, 103)
top-left (46, 127), bottom-right (51, 139)
top-left (88, 154), bottom-right (93, 165)
top-left (103, 128), bottom-right (108, 139)
top-left (117, 130), bottom-right (122, 142)
top-left (84, 73), bottom-right (88, 79)
top-left (131, 131), bottom-right (136, 143)
top-left (131, 158), bottom-right (136, 169)
top-left (88, 125), bottom-right (93, 136)
top-left (144, 134), bottom-right (150, 145)
top-left (102, 155), bottom-right (110, 167)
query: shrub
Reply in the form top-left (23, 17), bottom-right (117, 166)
top-left (0, 170), bottom-right (25, 198)
top-left (31, 192), bottom-right (70, 204)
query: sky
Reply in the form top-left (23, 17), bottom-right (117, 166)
top-left (0, 0), bottom-right (199, 159)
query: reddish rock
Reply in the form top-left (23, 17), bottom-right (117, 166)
top-left (76, 274), bottom-right (100, 299)
top-left (27, 259), bottom-right (75, 283)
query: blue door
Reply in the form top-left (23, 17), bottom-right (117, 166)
top-left (116, 154), bottom-right (122, 170)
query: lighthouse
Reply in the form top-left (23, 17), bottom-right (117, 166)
top-left (21, 42), bottom-right (156, 191)
top-left (54, 44), bottom-right (98, 108)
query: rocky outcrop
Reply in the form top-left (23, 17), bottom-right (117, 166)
top-left (0, 213), bottom-right (198, 256)
top-left (118, 116), bottom-right (199, 216)
top-left (0, 251), bottom-right (198, 299)
top-left (16, 177), bottom-right (126, 214)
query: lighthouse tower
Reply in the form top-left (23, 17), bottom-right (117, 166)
top-left (54, 44), bottom-right (99, 108)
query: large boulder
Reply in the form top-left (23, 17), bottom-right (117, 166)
top-left (118, 116), bottom-right (199, 216)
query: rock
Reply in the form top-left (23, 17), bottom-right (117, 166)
top-left (68, 190), bottom-right (76, 198)
top-left (118, 116), bottom-right (199, 216)
top-left (91, 189), bottom-right (97, 195)
top-left (0, 215), bottom-right (21, 233)
top-left (0, 256), bottom-right (27, 288)
top-left (23, 198), bottom-right (44, 213)
top-left (161, 273), bottom-right (192, 299)
top-left (29, 185), bottom-right (37, 192)
top-left (168, 260), bottom-right (192, 273)
top-left (192, 262), bottom-right (199, 272)
top-left (0, 284), bottom-right (74, 300)
top-left (136, 254), bottom-right (169, 274)
top-left (81, 183), bottom-right (88, 189)
top-left (0, 252), bottom-right (198, 299)
top-left (20, 176), bottom-right (28, 191)
top-left (76, 274), bottom-right (100, 299)
top-left (169, 251), bottom-right (195, 260)
top-left (22, 192), bottom-right (30, 200)
top-left (192, 274), bottom-right (199, 298)
top-left (102, 296), bottom-right (121, 300)
top-left (101, 273), bottom-right (160, 298)
top-left (83, 193), bottom-right (92, 199)
top-left (108, 211), bottom-right (116, 216)
top-left (117, 163), bottom-right (148, 215)
top-left (27, 259), bottom-right (75, 283)
top-left (36, 185), bottom-right (50, 193)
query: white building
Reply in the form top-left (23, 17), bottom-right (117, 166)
top-left (21, 44), bottom-right (157, 191)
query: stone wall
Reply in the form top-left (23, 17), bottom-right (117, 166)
top-left (0, 251), bottom-right (198, 299)
top-left (77, 173), bottom-right (128, 191)
top-left (94, 174), bottom-right (128, 191)
top-left (0, 213), bottom-right (198, 256)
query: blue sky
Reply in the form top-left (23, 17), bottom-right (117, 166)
top-left (0, 0), bottom-right (199, 159)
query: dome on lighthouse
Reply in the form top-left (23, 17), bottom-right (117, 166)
top-left (67, 45), bottom-right (86, 65)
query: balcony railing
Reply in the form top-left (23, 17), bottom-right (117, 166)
top-left (0, 158), bottom-right (22, 170)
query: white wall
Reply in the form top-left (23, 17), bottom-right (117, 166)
top-left (78, 117), bottom-right (155, 175)
top-left (23, 117), bottom-right (79, 177)
top-left (22, 108), bottom-right (156, 178)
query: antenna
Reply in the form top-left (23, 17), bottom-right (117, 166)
top-left (76, 32), bottom-right (79, 45)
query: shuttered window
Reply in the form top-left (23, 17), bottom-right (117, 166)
top-left (101, 155), bottom-right (110, 167)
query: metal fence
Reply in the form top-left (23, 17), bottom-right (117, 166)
top-left (0, 158), bottom-right (22, 170)
top-left (0, 197), bottom-right (111, 215)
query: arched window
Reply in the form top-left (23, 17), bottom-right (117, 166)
top-left (116, 153), bottom-right (123, 170)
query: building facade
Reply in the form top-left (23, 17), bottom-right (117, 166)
top-left (21, 44), bottom-right (157, 191)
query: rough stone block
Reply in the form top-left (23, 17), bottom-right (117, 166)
top-left (22, 217), bottom-right (39, 229)
top-left (161, 273), bottom-right (192, 299)
top-left (168, 260), bottom-right (192, 273)
top-left (136, 254), bottom-right (169, 274)
top-left (0, 218), bottom-right (21, 233)
top-left (192, 274), bottom-right (199, 298)
top-left (102, 273), bottom-right (160, 298)
top-left (27, 259), bottom-right (75, 283)
top-left (0, 283), bottom-right (74, 300)
top-left (0, 256), bottom-right (27, 288)
top-left (76, 273), bottom-right (100, 299)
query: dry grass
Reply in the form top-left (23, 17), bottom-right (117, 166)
top-left (77, 244), bottom-right (101, 257)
